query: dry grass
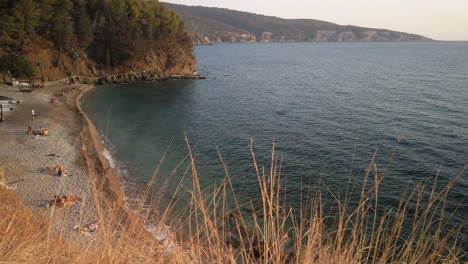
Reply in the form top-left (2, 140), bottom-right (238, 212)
top-left (0, 136), bottom-right (465, 264)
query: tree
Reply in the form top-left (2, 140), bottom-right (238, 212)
top-left (0, 0), bottom-right (194, 68)
top-left (54, 14), bottom-right (75, 52)
top-left (36, 0), bottom-right (56, 34)
top-left (53, 0), bottom-right (75, 51)
top-left (0, 12), bottom-right (17, 47)
top-left (73, 0), bottom-right (93, 48)
top-left (12, 0), bottom-right (40, 46)
top-left (0, 55), bottom-right (35, 78)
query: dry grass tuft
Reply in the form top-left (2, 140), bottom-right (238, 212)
top-left (0, 139), bottom-right (465, 264)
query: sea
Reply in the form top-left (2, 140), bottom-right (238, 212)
top-left (82, 42), bottom-right (467, 247)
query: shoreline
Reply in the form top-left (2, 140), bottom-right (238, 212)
top-left (75, 85), bottom-right (124, 207)
top-left (0, 81), bottom-right (128, 235)
top-left (1, 79), bottom-right (466, 262)
top-left (76, 86), bottom-right (174, 242)
top-left (75, 84), bottom-right (177, 247)
top-left (0, 79), bottom-right (177, 245)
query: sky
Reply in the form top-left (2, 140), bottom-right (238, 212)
top-left (163, 0), bottom-right (468, 40)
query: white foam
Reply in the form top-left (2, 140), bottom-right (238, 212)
top-left (103, 148), bottom-right (116, 169)
top-left (95, 130), bottom-right (167, 245)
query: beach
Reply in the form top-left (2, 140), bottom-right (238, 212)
top-left (0, 81), bottom-right (103, 238)
top-left (0, 46), bottom-right (466, 262)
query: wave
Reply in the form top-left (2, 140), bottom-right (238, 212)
top-left (96, 131), bottom-right (165, 241)
top-left (102, 148), bottom-right (116, 169)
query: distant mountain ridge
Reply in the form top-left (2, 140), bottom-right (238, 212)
top-left (163, 3), bottom-right (431, 44)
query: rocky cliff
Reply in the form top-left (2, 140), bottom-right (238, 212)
top-left (0, 38), bottom-right (196, 83)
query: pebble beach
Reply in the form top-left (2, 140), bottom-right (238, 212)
top-left (0, 81), bottom-right (99, 238)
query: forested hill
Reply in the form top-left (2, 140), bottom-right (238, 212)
top-left (163, 3), bottom-right (431, 44)
top-left (0, 0), bottom-right (195, 81)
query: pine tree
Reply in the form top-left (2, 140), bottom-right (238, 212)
top-left (0, 12), bottom-right (17, 47)
top-left (13, 0), bottom-right (40, 46)
top-left (73, 0), bottom-right (93, 48)
top-left (53, 0), bottom-right (75, 52)
top-left (0, 0), bottom-right (193, 67)
top-left (36, 0), bottom-right (56, 34)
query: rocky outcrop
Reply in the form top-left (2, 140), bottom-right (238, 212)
top-left (68, 71), bottom-right (204, 86)
top-left (0, 72), bottom-right (12, 83)
top-left (259, 32), bottom-right (274, 43)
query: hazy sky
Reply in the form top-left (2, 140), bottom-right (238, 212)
top-left (164, 0), bottom-right (468, 40)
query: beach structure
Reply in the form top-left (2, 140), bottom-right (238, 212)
top-left (0, 96), bottom-right (15, 122)
top-left (19, 81), bottom-right (33, 92)
top-left (0, 102), bottom-right (13, 121)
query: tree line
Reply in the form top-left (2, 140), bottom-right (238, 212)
top-left (0, 0), bottom-right (192, 66)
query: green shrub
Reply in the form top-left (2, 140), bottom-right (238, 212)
top-left (69, 48), bottom-right (80, 60)
top-left (0, 55), bottom-right (35, 78)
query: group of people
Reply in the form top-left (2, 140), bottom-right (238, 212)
top-left (22, 89), bottom-right (93, 234)
top-left (27, 126), bottom-right (49, 136)
top-left (45, 165), bottom-right (70, 177)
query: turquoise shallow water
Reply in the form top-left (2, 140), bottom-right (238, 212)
top-left (82, 42), bottom-right (467, 247)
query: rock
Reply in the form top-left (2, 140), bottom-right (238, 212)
top-left (91, 69), bottom-right (204, 85)
top-left (154, 225), bottom-right (171, 242)
top-left (1, 72), bottom-right (12, 84)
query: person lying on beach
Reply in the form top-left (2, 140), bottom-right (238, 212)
top-left (49, 97), bottom-right (58, 104)
top-left (43, 165), bottom-right (69, 176)
top-left (39, 127), bottom-right (49, 136)
top-left (49, 195), bottom-right (80, 207)
top-left (44, 166), bottom-right (55, 175)
top-left (56, 165), bottom-right (69, 176)
top-left (74, 222), bottom-right (99, 235)
top-left (29, 127), bottom-right (49, 136)
top-left (49, 195), bottom-right (67, 207)
top-left (41, 167), bottom-right (55, 176)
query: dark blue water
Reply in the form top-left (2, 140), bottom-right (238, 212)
top-left (82, 42), bottom-right (467, 241)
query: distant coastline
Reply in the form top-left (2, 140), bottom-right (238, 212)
top-left (164, 2), bottom-right (431, 45)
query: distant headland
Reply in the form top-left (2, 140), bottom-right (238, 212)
top-left (163, 3), bottom-right (432, 44)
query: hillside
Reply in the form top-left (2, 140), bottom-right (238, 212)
top-left (0, 0), bottom-right (195, 82)
top-left (163, 3), bottom-right (431, 44)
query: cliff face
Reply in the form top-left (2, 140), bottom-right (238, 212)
top-left (1, 38), bottom-right (196, 82)
top-left (165, 3), bottom-right (431, 45)
top-left (192, 30), bottom-right (429, 44)
top-left (193, 30), bottom-right (427, 44)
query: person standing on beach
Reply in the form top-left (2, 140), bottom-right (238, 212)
top-left (31, 108), bottom-right (35, 119)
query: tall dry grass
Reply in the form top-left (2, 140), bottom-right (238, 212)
top-left (0, 135), bottom-right (465, 264)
